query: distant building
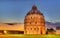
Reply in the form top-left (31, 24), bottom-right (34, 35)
top-left (46, 28), bottom-right (56, 34)
top-left (24, 5), bottom-right (45, 34)
top-left (0, 23), bottom-right (24, 34)
top-left (56, 27), bottom-right (60, 34)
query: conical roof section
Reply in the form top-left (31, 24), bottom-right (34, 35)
top-left (32, 5), bottom-right (37, 10)
top-left (26, 5), bottom-right (43, 15)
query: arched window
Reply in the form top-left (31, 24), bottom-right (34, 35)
top-left (31, 28), bottom-right (32, 30)
top-left (34, 28), bottom-right (36, 30)
top-left (35, 22), bottom-right (37, 24)
top-left (37, 28), bottom-right (39, 30)
top-left (31, 17), bottom-right (32, 19)
top-left (30, 22), bottom-right (31, 24)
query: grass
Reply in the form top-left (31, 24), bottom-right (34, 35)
top-left (0, 34), bottom-right (60, 38)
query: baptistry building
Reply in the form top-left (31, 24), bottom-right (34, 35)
top-left (24, 5), bottom-right (46, 34)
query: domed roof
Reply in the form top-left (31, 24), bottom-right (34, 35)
top-left (26, 5), bottom-right (43, 15)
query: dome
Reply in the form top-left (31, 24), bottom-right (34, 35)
top-left (24, 5), bottom-right (45, 34)
top-left (26, 5), bottom-right (43, 15)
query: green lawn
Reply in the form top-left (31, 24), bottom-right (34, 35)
top-left (0, 34), bottom-right (60, 38)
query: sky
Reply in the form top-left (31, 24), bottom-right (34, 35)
top-left (0, 0), bottom-right (60, 23)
